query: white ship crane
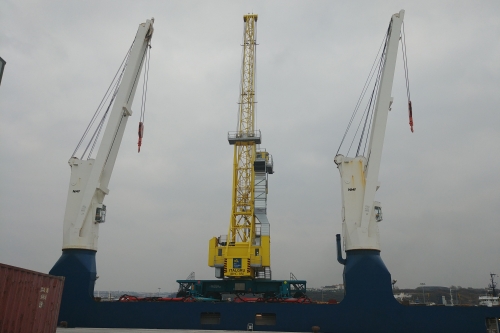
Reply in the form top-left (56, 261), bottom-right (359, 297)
top-left (335, 10), bottom-right (407, 252)
top-left (61, 19), bottom-right (154, 252)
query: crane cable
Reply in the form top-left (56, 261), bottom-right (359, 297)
top-left (337, 19), bottom-right (413, 160)
top-left (359, 44), bottom-right (387, 157)
top-left (138, 42), bottom-right (151, 152)
top-left (84, 55), bottom-right (129, 159)
top-left (401, 21), bottom-right (413, 132)
top-left (103, 39), bottom-right (151, 166)
top-left (336, 29), bottom-right (389, 157)
top-left (72, 43), bottom-right (133, 160)
top-left (358, 74), bottom-right (379, 157)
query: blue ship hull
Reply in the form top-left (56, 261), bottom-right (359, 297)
top-left (50, 249), bottom-right (500, 332)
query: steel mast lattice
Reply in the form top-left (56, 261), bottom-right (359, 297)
top-left (209, 14), bottom-right (273, 280)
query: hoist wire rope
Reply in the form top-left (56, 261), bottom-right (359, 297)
top-left (346, 91), bottom-right (373, 157)
top-left (86, 82), bottom-right (118, 159)
top-left (140, 42), bottom-right (152, 123)
top-left (103, 114), bottom-right (126, 167)
top-left (340, 59), bottom-right (379, 157)
top-left (74, 58), bottom-right (126, 159)
top-left (84, 67), bottom-right (125, 159)
top-left (104, 43), bottom-right (150, 165)
top-left (401, 21), bottom-right (411, 102)
top-left (401, 21), bottom-right (414, 132)
top-left (361, 22), bottom-right (391, 161)
top-left (361, 82), bottom-right (378, 157)
top-left (85, 118), bottom-right (106, 160)
top-left (88, 39), bottom-right (149, 160)
top-left (127, 41), bottom-right (149, 106)
top-left (345, 30), bottom-right (388, 157)
top-left (84, 117), bottom-right (106, 159)
top-left (82, 69), bottom-right (125, 159)
top-left (357, 85), bottom-right (377, 157)
top-left (361, 40), bottom-right (387, 157)
top-left (72, 42), bottom-right (133, 159)
top-left (336, 30), bottom-right (389, 156)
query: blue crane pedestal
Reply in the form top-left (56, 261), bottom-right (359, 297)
top-left (49, 247), bottom-right (500, 332)
top-left (341, 249), bottom-right (398, 306)
top-left (49, 249), bottom-right (97, 322)
top-left (335, 246), bottom-right (500, 332)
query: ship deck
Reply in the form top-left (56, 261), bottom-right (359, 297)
top-left (56, 327), bottom-right (285, 333)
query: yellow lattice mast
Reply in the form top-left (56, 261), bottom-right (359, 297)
top-left (209, 14), bottom-right (273, 279)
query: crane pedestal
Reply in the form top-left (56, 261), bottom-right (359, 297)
top-left (341, 250), bottom-right (399, 306)
top-left (49, 249), bottom-right (96, 324)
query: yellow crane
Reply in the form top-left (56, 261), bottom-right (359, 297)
top-left (208, 14), bottom-right (274, 280)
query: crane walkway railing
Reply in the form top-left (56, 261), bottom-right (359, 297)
top-left (228, 130), bottom-right (261, 145)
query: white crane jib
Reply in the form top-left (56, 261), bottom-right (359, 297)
top-left (334, 10), bottom-right (404, 251)
top-left (62, 19), bottom-right (154, 251)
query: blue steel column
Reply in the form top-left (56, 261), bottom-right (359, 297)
top-left (341, 250), bottom-right (398, 306)
top-left (49, 249), bottom-right (97, 326)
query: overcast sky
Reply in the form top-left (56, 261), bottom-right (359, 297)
top-left (1, 1), bottom-right (499, 293)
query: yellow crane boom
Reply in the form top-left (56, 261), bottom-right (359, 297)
top-left (208, 14), bottom-right (273, 279)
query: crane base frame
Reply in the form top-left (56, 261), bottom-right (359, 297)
top-left (176, 278), bottom-right (307, 300)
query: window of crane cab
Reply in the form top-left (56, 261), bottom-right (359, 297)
top-left (375, 206), bottom-right (383, 222)
top-left (255, 313), bottom-right (276, 326)
top-left (218, 249), bottom-right (222, 256)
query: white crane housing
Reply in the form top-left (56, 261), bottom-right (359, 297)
top-left (62, 19), bottom-right (154, 251)
top-left (334, 10), bottom-right (404, 251)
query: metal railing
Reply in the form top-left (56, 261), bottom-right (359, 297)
top-left (228, 130), bottom-right (262, 144)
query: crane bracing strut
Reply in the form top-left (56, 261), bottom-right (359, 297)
top-left (208, 14), bottom-right (274, 280)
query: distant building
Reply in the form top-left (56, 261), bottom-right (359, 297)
top-left (321, 284), bottom-right (344, 291)
top-left (394, 292), bottom-right (412, 301)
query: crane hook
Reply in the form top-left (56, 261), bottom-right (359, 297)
top-left (408, 101), bottom-right (414, 133)
top-left (138, 121), bottom-right (144, 152)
